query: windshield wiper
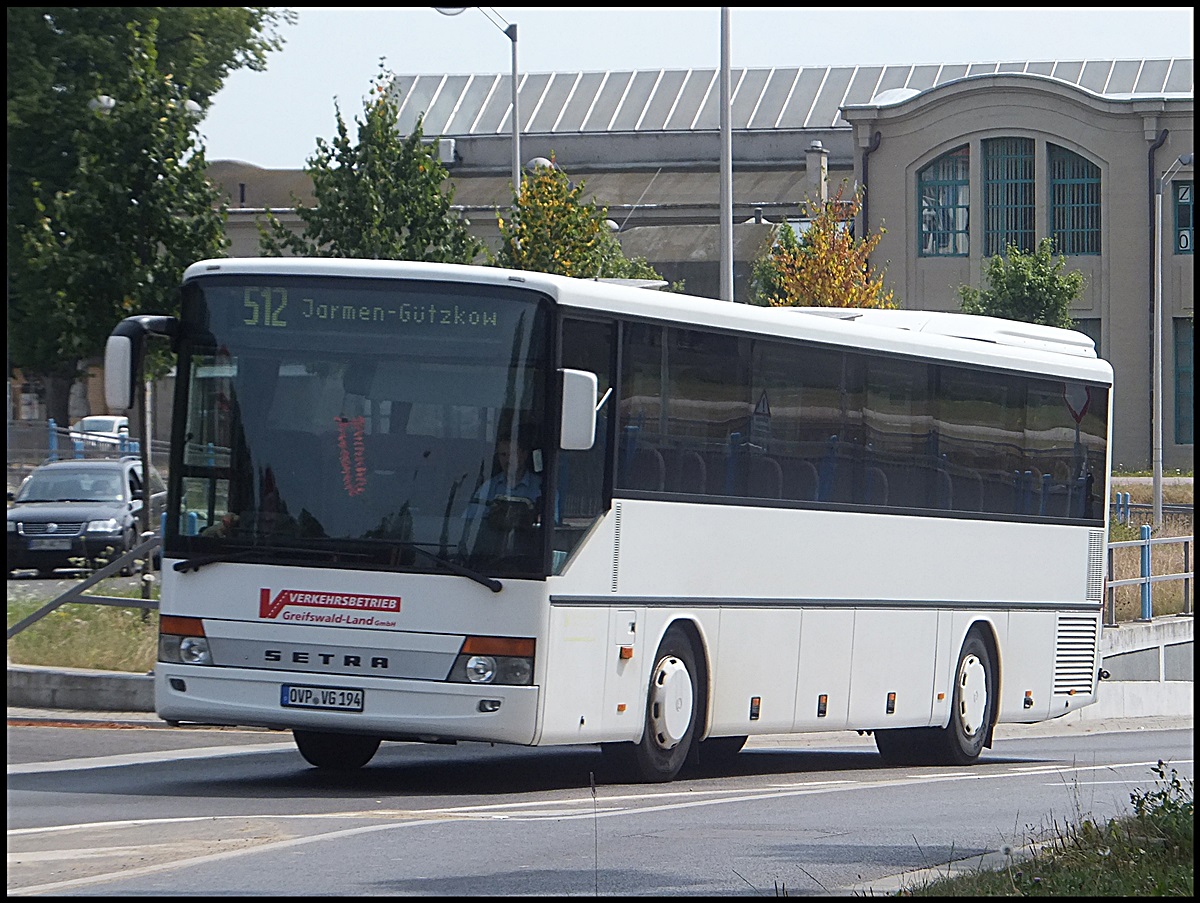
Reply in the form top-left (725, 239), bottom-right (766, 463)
top-left (387, 540), bottom-right (502, 593)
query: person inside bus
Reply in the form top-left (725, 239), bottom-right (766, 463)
top-left (461, 423), bottom-right (543, 561)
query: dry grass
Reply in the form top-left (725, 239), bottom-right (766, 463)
top-left (1107, 478), bottom-right (1193, 620)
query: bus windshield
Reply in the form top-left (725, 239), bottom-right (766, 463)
top-left (170, 275), bottom-right (552, 579)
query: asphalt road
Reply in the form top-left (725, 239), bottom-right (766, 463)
top-left (7, 713), bottom-right (1193, 896)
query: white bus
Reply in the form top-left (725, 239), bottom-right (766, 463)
top-left (105, 258), bottom-right (1113, 782)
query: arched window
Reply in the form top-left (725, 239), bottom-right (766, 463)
top-left (1049, 145), bottom-right (1101, 255)
top-left (983, 137), bottom-right (1035, 256)
top-left (917, 146), bottom-right (969, 257)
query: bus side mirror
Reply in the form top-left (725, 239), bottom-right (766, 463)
top-left (560, 368), bottom-right (598, 451)
top-left (104, 315), bottom-right (179, 411)
top-left (105, 335), bottom-right (136, 411)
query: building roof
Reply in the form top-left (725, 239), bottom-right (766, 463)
top-left (392, 59), bottom-right (1194, 138)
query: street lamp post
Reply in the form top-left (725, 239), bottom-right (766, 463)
top-left (719, 7), bottom-right (733, 302)
top-left (436, 7), bottom-right (520, 201)
top-left (1153, 151), bottom-right (1193, 527)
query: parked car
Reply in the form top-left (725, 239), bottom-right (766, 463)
top-left (69, 415), bottom-right (130, 449)
top-left (6, 456), bottom-right (166, 578)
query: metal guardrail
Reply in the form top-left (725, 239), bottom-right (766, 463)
top-left (6, 534), bottom-right (161, 640)
top-left (1111, 492), bottom-right (1194, 524)
top-left (1105, 529), bottom-right (1193, 627)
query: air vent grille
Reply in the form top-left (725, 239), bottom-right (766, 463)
top-left (1086, 530), bottom-right (1105, 603)
top-left (611, 502), bottom-right (622, 593)
top-left (1053, 614), bottom-right (1098, 695)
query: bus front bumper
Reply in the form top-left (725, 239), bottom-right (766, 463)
top-left (155, 665), bottom-right (539, 745)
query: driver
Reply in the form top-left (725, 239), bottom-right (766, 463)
top-left (462, 426), bottom-right (542, 530)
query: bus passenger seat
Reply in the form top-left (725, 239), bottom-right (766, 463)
top-left (787, 460), bottom-right (819, 501)
top-left (624, 447), bottom-right (665, 492)
top-left (669, 449), bottom-right (708, 495)
top-left (747, 455), bottom-right (783, 499)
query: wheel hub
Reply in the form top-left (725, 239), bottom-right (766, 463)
top-left (957, 653), bottom-right (987, 738)
top-left (647, 655), bottom-right (693, 750)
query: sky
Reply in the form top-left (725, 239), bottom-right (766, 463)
top-left (201, 6), bottom-right (1195, 169)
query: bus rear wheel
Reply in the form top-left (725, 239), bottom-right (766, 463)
top-left (875, 631), bottom-right (994, 766)
top-left (935, 631), bottom-right (994, 764)
top-left (602, 625), bottom-right (700, 783)
top-left (293, 730), bottom-right (381, 770)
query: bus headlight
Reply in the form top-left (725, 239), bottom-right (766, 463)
top-left (446, 636), bottom-right (535, 686)
top-left (159, 634), bottom-right (212, 665)
top-left (465, 655), bottom-right (496, 683)
top-left (158, 615), bottom-right (211, 665)
top-left (179, 636), bottom-right (212, 665)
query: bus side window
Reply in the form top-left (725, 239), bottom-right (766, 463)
top-left (554, 319), bottom-right (615, 572)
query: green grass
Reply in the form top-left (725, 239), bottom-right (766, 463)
top-left (7, 588), bottom-right (159, 672)
top-left (898, 761), bottom-right (1193, 896)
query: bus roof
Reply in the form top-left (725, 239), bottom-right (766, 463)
top-left (182, 258), bottom-right (1112, 384)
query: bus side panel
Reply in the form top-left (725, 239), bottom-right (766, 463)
top-left (538, 606), bottom-right (612, 745)
top-left (1000, 611), bottom-right (1057, 722)
top-left (708, 608), bottom-right (801, 735)
top-left (600, 607), bottom-right (649, 738)
top-left (929, 609), bottom-right (956, 728)
top-left (847, 609), bottom-right (939, 729)
top-left (791, 608), bottom-right (854, 731)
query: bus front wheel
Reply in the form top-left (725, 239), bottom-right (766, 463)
top-left (602, 626), bottom-right (701, 783)
top-left (293, 730), bottom-right (381, 770)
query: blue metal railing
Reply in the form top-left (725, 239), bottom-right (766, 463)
top-left (1105, 530), bottom-right (1193, 626)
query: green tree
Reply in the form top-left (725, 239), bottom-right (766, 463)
top-left (259, 64), bottom-right (483, 262)
top-left (958, 238), bottom-right (1083, 328)
top-left (749, 181), bottom-right (895, 308)
top-left (17, 23), bottom-right (230, 395)
top-left (494, 154), bottom-right (672, 285)
top-left (7, 6), bottom-right (292, 423)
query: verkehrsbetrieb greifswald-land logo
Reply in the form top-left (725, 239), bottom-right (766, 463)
top-left (258, 588), bottom-right (401, 627)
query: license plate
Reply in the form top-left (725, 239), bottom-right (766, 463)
top-left (280, 684), bottom-right (364, 712)
top-left (29, 538), bottom-right (72, 551)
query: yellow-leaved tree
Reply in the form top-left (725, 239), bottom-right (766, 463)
top-left (494, 154), bottom-right (671, 284)
top-left (750, 181), bottom-right (896, 308)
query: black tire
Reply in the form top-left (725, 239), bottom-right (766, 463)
top-left (293, 730), bottom-right (381, 770)
top-left (875, 630), bottom-right (995, 766)
top-left (601, 625), bottom-right (701, 783)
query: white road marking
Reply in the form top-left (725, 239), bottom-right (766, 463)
top-left (7, 741), bottom-right (295, 775)
top-left (9, 755), bottom-right (1192, 896)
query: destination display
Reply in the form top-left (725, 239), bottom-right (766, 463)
top-left (189, 278), bottom-right (543, 341)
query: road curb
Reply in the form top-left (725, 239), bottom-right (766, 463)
top-left (7, 663), bottom-right (154, 712)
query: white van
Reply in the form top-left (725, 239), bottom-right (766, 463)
top-left (69, 415), bottom-right (130, 448)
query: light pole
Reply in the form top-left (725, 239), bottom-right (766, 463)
top-left (1153, 151), bottom-right (1193, 527)
top-left (718, 7), bottom-right (733, 301)
top-left (435, 7), bottom-right (520, 201)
